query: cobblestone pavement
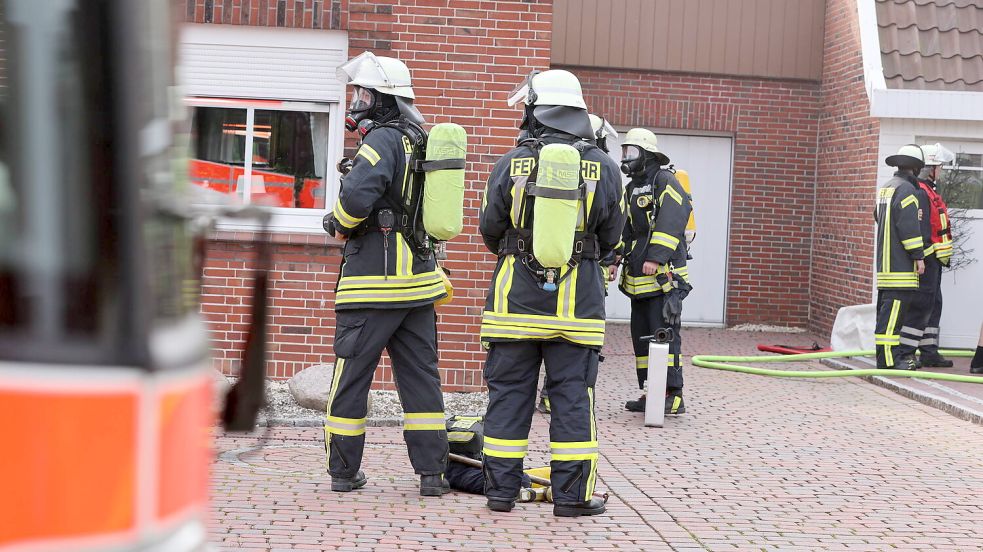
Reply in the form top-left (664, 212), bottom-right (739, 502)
top-left (210, 325), bottom-right (983, 551)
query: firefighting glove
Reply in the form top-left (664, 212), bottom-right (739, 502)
top-left (662, 289), bottom-right (683, 327)
top-left (323, 213), bottom-right (338, 235)
top-left (337, 156), bottom-right (354, 176)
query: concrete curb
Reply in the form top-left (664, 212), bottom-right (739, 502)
top-left (821, 357), bottom-right (983, 426)
top-left (254, 417), bottom-right (404, 428)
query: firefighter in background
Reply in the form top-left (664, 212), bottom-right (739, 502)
top-left (618, 129), bottom-right (692, 415)
top-left (323, 52), bottom-right (450, 496)
top-left (479, 69), bottom-right (625, 517)
top-left (588, 114), bottom-right (617, 154)
top-left (875, 145), bottom-right (928, 371)
top-left (910, 143), bottom-right (956, 367)
top-left (536, 113), bottom-right (620, 416)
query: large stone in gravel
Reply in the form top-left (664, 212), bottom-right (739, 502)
top-left (288, 364), bottom-right (335, 411)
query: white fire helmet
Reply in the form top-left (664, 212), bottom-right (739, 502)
top-left (588, 114), bottom-right (618, 141)
top-left (337, 51), bottom-right (415, 99)
top-left (885, 144), bottom-right (926, 169)
top-left (921, 143), bottom-right (956, 167)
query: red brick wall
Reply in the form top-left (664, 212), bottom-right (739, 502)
top-left (810, 0), bottom-right (879, 334)
top-left (569, 68), bottom-right (822, 327)
top-left (187, 1), bottom-right (553, 390)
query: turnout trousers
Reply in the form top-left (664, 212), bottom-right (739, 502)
top-left (482, 341), bottom-right (599, 505)
top-left (913, 258), bottom-right (945, 357)
top-left (630, 296), bottom-right (682, 391)
top-left (325, 305), bottom-right (448, 479)
top-left (876, 289), bottom-right (917, 368)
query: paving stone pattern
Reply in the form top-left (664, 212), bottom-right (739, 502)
top-left (210, 325), bottom-right (983, 550)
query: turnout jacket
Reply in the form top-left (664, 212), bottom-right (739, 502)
top-left (331, 124), bottom-right (446, 310)
top-left (875, 172), bottom-right (925, 290)
top-left (619, 169), bottom-right (692, 299)
top-left (478, 134), bottom-right (626, 349)
top-left (917, 177), bottom-right (954, 265)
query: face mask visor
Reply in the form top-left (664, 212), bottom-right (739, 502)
top-left (348, 87), bottom-right (375, 114)
top-left (507, 71), bottom-right (539, 107)
top-left (598, 119), bottom-right (618, 141)
top-left (930, 143), bottom-right (957, 166)
top-left (621, 144), bottom-right (644, 164)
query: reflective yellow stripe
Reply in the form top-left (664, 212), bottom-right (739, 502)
top-left (480, 327), bottom-right (605, 347)
top-left (885, 299), bottom-right (901, 366)
top-left (325, 414), bottom-right (367, 436)
top-left (556, 265), bottom-right (577, 319)
top-left (336, 288), bottom-right (446, 304)
top-left (404, 412), bottom-right (445, 431)
top-left (483, 436), bottom-right (529, 459)
top-left (900, 195), bottom-right (918, 209)
top-left (333, 200), bottom-right (366, 229)
top-left (586, 387), bottom-right (597, 500)
top-left (481, 312), bottom-right (605, 332)
top-left (492, 256), bottom-right (516, 313)
top-left (660, 185), bottom-right (683, 206)
top-left (550, 440), bottom-right (599, 461)
top-left (901, 236), bottom-right (923, 250)
top-left (635, 356), bottom-right (648, 370)
top-left (650, 232), bottom-right (680, 249)
top-left (357, 144), bottom-right (381, 166)
top-left (324, 359), bottom-right (347, 444)
top-left (338, 271), bottom-right (443, 289)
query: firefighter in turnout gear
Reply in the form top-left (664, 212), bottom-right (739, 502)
top-left (618, 129), bottom-right (692, 415)
top-left (535, 113), bottom-right (620, 416)
top-left (875, 144), bottom-right (928, 371)
top-left (909, 143), bottom-right (957, 367)
top-left (322, 52), bottom-right (450, 496)
top-left (479, 69), bottom-right (625, 517)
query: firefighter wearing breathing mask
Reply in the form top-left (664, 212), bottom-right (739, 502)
top-left (321, 52), bottom-right (450, 497)
top-left (617, 129), bottom-right (692, 416)
top-left (478, 69), bottom-right (625, 517)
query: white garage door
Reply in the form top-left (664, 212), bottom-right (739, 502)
top-left (605, 132), bottom-right (733, 326)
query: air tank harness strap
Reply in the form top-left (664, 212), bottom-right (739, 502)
top-left (497, 229), bottom-right (600, 263)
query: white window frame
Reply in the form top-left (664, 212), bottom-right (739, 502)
top-left (185, 96), bottom-right (345, 233)
top-left (918, 137), bottom-right (983, 219)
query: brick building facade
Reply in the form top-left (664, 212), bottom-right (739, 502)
top-left (185, 0), bottom-right (949, 388)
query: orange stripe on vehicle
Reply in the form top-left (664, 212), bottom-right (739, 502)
top-left (157, 375), bottom-right (213, 521)
top-left (0, 389), bottom-right (138, 545)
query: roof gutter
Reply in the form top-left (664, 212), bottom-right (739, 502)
top-left (856, 0), bottom-right (983, 122)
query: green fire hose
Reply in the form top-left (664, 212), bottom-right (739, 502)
top-left (691, 349), bottom-right (983, 384)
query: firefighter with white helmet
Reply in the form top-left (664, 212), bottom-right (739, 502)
top-left (479, 69), bottom-right (625, 516)
top-left (617, 129), bottom-right (692, 415)
top-left (323, 51), bottom-right (450, 497)
top-left (588, 114), bottom-right (617, 154)
top-left (906, 143), bottom-right (957, 367)
top-left (874, 144), bottom-right (928, 370)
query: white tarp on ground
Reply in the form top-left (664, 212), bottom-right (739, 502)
top-left (831, 303), bottom-right (876, 352)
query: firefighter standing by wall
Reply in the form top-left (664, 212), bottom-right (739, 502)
top-left (910, 143), bottom-right (956, 366)
top-left (875, 145), bottom-right (928, 370)
top-left (478, 70), bottom-right (625, 517)
top-left (322, 52), bottom-right (450, 496)
top-left (618, 129), bottom-right (692, 415)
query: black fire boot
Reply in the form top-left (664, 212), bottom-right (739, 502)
top-left (665, 390), bottom-right (686, 415)
top-left (487, 497), bottom-right (516, 512)
top-left (625, 394), bottom-right (646, 412)
top-left (331, 470), bottom-right (367, 492)
top-left (554, 498), bottom-right (607, 517)
top-left (420, 474), bottom-right (451, 497)
top-left (919, 354), bottom-right (953, 368)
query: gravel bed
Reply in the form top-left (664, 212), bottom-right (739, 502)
top-left (246, 379), bottom-right (489, 427)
